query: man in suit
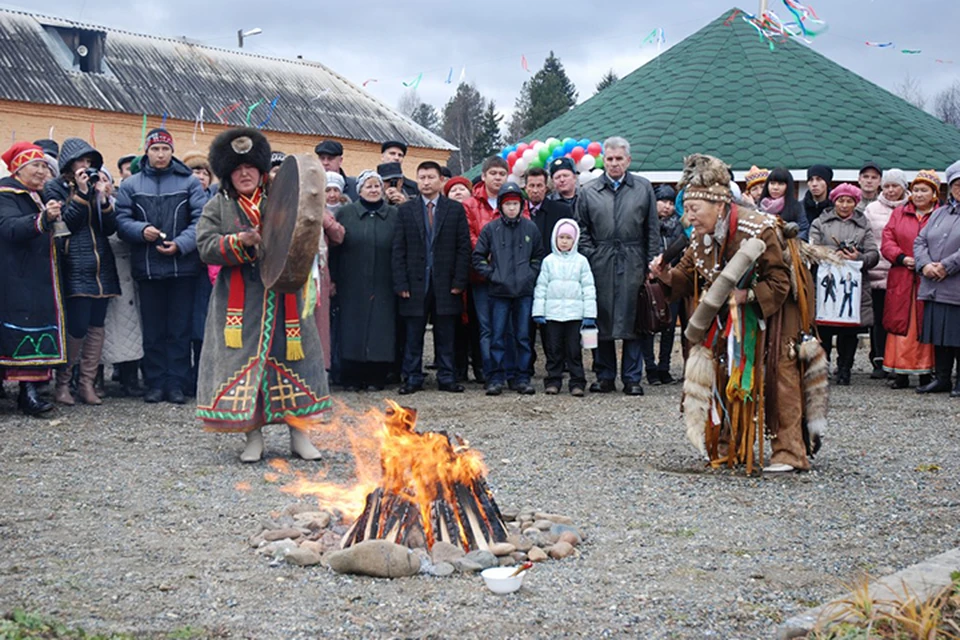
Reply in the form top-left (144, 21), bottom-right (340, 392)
top-left (394, 161), bottom-right (471, 394)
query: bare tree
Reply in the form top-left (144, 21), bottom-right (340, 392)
top-left (934, 80), bottom-right (960, 128)
top-left (893, 73), bottom-right (926, 111)
top-left (397, 89), bottom-right (420, 117)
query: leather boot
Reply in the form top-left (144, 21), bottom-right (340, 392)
top-left (289, 426), bottom-right (322, 460)
top-left (240, 428), bottom-right (264, 463)
top-left (77, 327), bottom-right (105, 405)
top-left (118, 361), bottom-right (144, 397)
top-left (54, 336), bottom-right (83, 405)
top-left (917, 348), bottom-right (952, 394)
top-left (18, 382), bottom-right (53, 416)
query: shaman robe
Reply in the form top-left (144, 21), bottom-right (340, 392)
top-left (195, 192), bottom-right (331, 432)
top-left (664, 205), bottom-right (814, 470)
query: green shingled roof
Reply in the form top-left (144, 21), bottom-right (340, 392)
top-left (522, 7), bottom-right (960, 173)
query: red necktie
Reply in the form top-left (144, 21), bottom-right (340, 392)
top-left (427, 201), bottom-right (435, 232)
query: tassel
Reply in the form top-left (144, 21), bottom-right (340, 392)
top-left (682, 345), bottom-right (715, 459)
top-left (799, 336), bottom-right (828, 456)
top-left (284, 293), bottom-right (305, 361)
top-left (224, 268), bottom-right (244, 348)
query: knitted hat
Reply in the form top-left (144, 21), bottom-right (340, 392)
top-left (182, 150), bottom-right (211, 171)
top-left (744, 165), bottom-right (769, 190)
top-left (145, 128), bottom-right (174, 151)
top-left (381, 140), bottom-right (408, 155)
top-left (807, 164), bottom-right (834, 183)
top-left (2, 142), bottom-right (46, 174)
top-left (911, 169), bottom-right (941, 194)
top-left (443, 175), bottom-right (471, 197)
top-left (549, 156), bottom-right (577, 177)
top-left (325, 171), bottom-right (345, 192)
top-left (944, 160), bottom-right (960, 188)
top-left (356, 169), bottom-right (383, 192)
top-left (33, 139), bottom-right (59, 160)
top-left (880, 168), bottom-right (908, 191)
top-left (208, 127), bottom-right (271, 183)
top-left (829, 183), bottom-right (862, 205)
top-left (679, 154), bottom-right (733, 203)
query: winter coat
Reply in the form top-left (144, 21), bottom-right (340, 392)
top-left (547, 189), bottom-right (579, 213)
top-left (880, 202), bottom-right (929, 335)
top-left (472, 214), bottom-right (544, 299)
top-left (865, 195), bottom-right (909, 290)
top-left (462, 181), bottom-right (529, 284)
top-left (101, 234), bottom-right (143, 364)
top-left (43, 178), bottom-right (120, 298)
top-left (532, 217), bottom-right (597, 322)
top-left (528, 198), bottom-right (572, 247)
top-left (392, 195), bottom-right (471, 317)
top-left (761, 199), bottom-right (809, 240)
top-left (330, 199), bottom-right (398, 363)
top-left (575, 172), bottom-right (660, 340)
top-left (658, 212), bottom-right (686, 264)
top-left (115, 158), bottom-right (206, 281)
top-left (802, 190), bottom-right (831, 226)
top-left (915, 198), bottom-right (960, 307)
top-left (0, 176), bottom-right (66, 367)
top-left (809, 208), bottom-right (880, 327)
top-left (194, 192), bottom-right (330, 428)
top-left (191, 185), bottom-right (218, 342)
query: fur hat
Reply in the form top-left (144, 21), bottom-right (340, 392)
top-left (881, 168), bottom-right (908, 191)
top-left (182, 150), bottom-right (210, 172)
top-left (911, 169), bottom-right (941, 194)
top-left (829, 183), bottom-right (862, 205)
top-left (209, 127), bottom-right (271, 183)
top-left (679, 154), bottom-right (733, 203)
top-left (744, 165), bottom-right (769, 191)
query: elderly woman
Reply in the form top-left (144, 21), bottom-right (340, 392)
top-left (914, 164), bottom-right (960, 396)
top-left (443, 176), bottom-right (473, 204)
top-left (312, 171), bottom-right (346, 372)
top-left (42, 138), bottom-right (120, 406)
top-left (809, 184), bottom-right (879, 385)
top-left (0, 142), bottom-right (67, 416)
top-left (863, 169), bottom-right (911, 380)
top-left (879, 171), bottom-right (936, 389)
top-left (330, 170), bottom-right (398, 391)
top-left (195, 128), bottom-right (330, 463)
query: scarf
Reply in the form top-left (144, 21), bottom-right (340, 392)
top-left (224, 187), bottom-right (304, 361)
top-left (760, 196), bottom-right (785, 215)
top-left (878, 193), bottom-right (909, 210)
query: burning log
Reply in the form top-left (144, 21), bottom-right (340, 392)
top-left (341, 404), bottom-right (508, 552)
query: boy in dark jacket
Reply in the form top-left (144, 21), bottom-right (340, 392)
top-left (472, 184), bottom-right (544, 396)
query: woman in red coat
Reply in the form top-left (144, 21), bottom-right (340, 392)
top-left (881, 171), bottom-right (940, 388)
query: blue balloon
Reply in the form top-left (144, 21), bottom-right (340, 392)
top-left (563, 140), bottom-right (575, 154)
top-left (500, 149), bottom-right (509, 159)
top-left (579, 138), bottom-right (590, 148)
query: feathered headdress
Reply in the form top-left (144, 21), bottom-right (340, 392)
top-left (678, 154), bottom-right (733, 203)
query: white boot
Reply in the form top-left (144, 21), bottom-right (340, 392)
top-left (763, 462), bottom-right (795, 473)
top-left (240, 428), bottom-right (264, 463)
top-left (289, 427), bottom-right (322, 461)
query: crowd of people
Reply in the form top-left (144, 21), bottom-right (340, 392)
top-left (2, 128), bottom-right (959, 467)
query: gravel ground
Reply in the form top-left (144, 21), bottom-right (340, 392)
top-left (1, 346), bottom-right (958, 639)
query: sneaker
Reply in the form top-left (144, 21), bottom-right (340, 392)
top-left (544, 386), bottom-right (560, 395)
top-left (570, 387), bottom-right (585, 397)
top-left (485, 383), bottom-right (503, 396)
top-left (516, 381), bottom-right (535, 395)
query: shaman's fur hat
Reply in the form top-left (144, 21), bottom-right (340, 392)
top-left (679, 154), bottom-right (733, 204)
top-left (209, 127), bottom-right (271, 183)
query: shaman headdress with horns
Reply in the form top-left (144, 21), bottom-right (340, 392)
top-left (678, 154), bottom-right (733, 204)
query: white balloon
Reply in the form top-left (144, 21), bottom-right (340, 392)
top-left (578, 155), bottom-right (596, 172)
top-left (578, 171), bottom-right (594, 185)
top-left (522, 149), bottom-right (536, 162)
top-left (507, 173), bottom-right (520, 184)
top-left (514, 158), bottom-right (528, 173)
top-left (533, 141), bottom-right (547, 154)
top-left (545, 137), bottom-right (560, 149)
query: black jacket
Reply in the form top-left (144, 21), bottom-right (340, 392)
top-left (472, 215), bottom-right (544, 298)
top-left (393, 195), bottom-right (471, 317)
top-left (802, 191), bottom-right (831, 227)
top-left (43, 179), bottom-right (120, 298)
top-left (528, 198), bottom-right (572, 245)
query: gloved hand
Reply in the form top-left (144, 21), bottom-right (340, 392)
top-left (581, 318), bottom-right (597, 329)
top-left (533, 316), bottom-right (547, 325)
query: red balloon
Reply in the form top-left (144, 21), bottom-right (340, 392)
top-left (570, 146), bottom-right (586, 163)
top-left (507, 151), bottom-right (518, 168)
top-left (587, 141), bottom-right (602, 157)
top-left (516, 143), bottom-right (529, 156)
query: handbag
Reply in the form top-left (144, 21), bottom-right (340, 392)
top-left (635, 279), bottom-right (673, 335)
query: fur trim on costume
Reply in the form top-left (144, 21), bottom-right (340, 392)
top-left (799, 242), bottom-right (844, 267)
top-left (679, 154), bottom-right (733, 203)
top-left (799, 335), bottom-right (828, 457)
top-left (209, 127), bottom-right (271, 183)
top-left (682, 345), bottom-right (714, 459)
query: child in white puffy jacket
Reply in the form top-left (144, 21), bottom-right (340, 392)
top-left (532, 218), bottom-right (597, 396)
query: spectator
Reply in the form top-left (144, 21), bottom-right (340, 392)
top-left (576, 137), bottom-right (659, 396)
top-left (533, 218), bottom-right (596, 396)
top-left (269, 151), bottom-right (285, 182)
top-left (0, 142), bottom-right (66, 416)
top-left (743, 166), bottom-right (769, 206)
top-left (314, 172), bottom-right (346, 373)
top-left (443, 174), bottom-right (477, 380)
top-left (547, 157), bottom-right (580, 211)
top-left (759, 167), bottom-right (809, 239)
top-left (33, 139), bottom-right (59, 161)
top-left (864, 169), bottom-right (910, 380)
top-left (914, 162), bottom-right (960, 396)
top-left (330, 170), bottom-right (398, 391)
top-left (183, 151), bottom-right (218, 199)
top-left (43, 138), bottom-right (120, 406)
top-left (472, 183), bottom-right (544, 396)
top-left (380, 140), bottom-right (418, 199)
top-left (443, 176), bottom-right (472, 203)
top-left (116, 128), bottom-right (206, 405)
top-left (809, 184), bottom-right (879, 385)
top-left (856, 162), bottom-right (882, 214)
top-left (378, 162), bottom-right (409, 206)
top-left (325, 172), bottom-right (350, 212)
top-left (315, 140), bottom-right (358, 201)
top-left (117, 154), bottom-right (136, 181)
top-left (803, 164), bottom-right (833, 225)
top-left (394, 161), bottom-right (471, 394)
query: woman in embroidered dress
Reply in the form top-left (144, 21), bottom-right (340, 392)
top-left (195, 128), bottom-right (330, 463)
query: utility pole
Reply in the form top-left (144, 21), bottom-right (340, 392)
top-left (759, 0), bottom-right (769, 14)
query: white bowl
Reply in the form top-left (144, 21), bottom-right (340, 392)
top-left (481, 566), bottom-right (525, 594)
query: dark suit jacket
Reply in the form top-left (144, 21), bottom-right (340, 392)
top-left (393, 195), bottom-right (471, 317)
top-left (528, 198), bottom-right (572, 245)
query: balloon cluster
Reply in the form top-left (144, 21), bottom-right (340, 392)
top-left (499, 137), bottom-right (605, 184)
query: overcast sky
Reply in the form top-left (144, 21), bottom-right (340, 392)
top-left (10, 0), bottom-right (958, 126)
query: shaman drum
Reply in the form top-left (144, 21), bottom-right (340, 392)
top-left (260, 153), bottom-right (326, 293)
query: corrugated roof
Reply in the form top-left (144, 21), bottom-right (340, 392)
top-left (0, 8), bottom-right (454, 150)
top-left (520, 7), bottom-right (960, 172)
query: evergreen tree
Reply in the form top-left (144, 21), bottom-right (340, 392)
top-left (507, 80), bottom-right (532, 142)
top-left (595, 69), bottom-right (619, 95)
top-left (472, 101), bottom-right (504, 162)
top-left (441, 83), bottom-right (485, 174)
top-left (507, 51), bottom-right (578, 141)
top-left (411, 103), bottom-right (440, 134)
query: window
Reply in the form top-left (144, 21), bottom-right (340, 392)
top-left (44, 26), bottom-right (107, 74)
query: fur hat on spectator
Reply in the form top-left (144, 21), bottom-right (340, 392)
top-left (182, 150), bottom-right (211, 173)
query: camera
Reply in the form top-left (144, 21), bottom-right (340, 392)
top-left (837, 240), bottom-right (858, 253)
top-left (83, 167), bottom-right (101, 184)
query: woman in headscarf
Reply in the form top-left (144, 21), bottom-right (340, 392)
top-left (329, 170), bottom-right (398, 391)
top-left (194, 128), bottom-right (330, 463)
top-left (0, 142), bottom-right (67, 416)
top-left (43, 138), bottom-right (120, 406)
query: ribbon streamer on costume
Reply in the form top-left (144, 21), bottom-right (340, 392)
top-left (362, 78), bottom-right (378, 87)
top-left (215, 101), bottom-right (242, 123)
top-left (521, 55), bottom-right (529, 72)
top-left (244, 99), bottom-right (264, 126)
top-left (257, 96), bottom-right (280, 129)
top-left (402, 73), bottom-right (423, 89)
top-left (865, 41), bottom-right (895, 48)
top-left (444, 67), bottom-right (453, 84)
top-left (138, 113), bottom-right (147, 151)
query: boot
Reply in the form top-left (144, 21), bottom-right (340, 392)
top-left (917, 349), bottom-right (952, 394)
top-left (77, 327), bottom-right (104, 405)
top-left (835, 368), bottom-right (851, 386)
top-left (18, 382), bottom-right (53, 416)
top-left (289, 426), bottom-right (322, 460)
top-left (952, 378), bottom-right (960, 399)
top-left (54, 336), bottom-right (83, 405)
top-left (118, 361), bottom-right (145, 397)
top-left (889, 374), bottom-right (910, 389)
top-left (94, 364), bottom-right (105, 396)
top-left (240, 428), bottom-right (264, 463)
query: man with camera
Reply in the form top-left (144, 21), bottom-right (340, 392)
top-left (380, 140), bottom-right (419, 201)
top-left (116, 128), bottom-right (207, 405)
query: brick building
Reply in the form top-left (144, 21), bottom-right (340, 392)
top-left (0, 9), bottom-right (453, 176)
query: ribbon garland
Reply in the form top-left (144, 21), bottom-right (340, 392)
top-left (521, 55), bottom-right (529, 72)
top-left (257, 96), bottom-right (280, 129)
top-left (89, 122), bottom-right (96, 148)
top-left (161, 111), bottom-right (168, 128)
top-left (444, 67), bottom-right (453, 84)
top-left (362, 78), bottom-right (378, 87)
top-left (402, 73), bottom-right (423, 90)
top-left (192, 106), bottom-right (205, 144)
top-left (137, 113), bottom-right (147, 151)
top-left (48, 126), bottom-right (55, 139)
top-left (244, 99), bottom-right (264, 125)
top-left (215, 101), bottom-right (242, 124)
